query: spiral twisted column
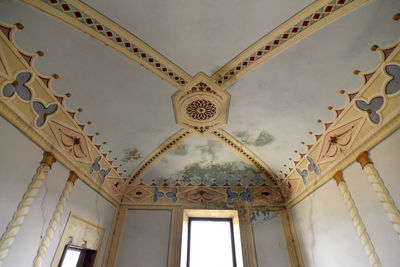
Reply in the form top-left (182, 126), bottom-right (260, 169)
top-left (333, 171), bottom-right (381, 267)
top-left (33, 171), bottom-right (78, 267)
top-left (357, 151), bottom-right (400, 239)
top-left (0, 152), bottom-right (56, 267)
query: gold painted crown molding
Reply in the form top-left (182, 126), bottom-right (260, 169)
top-left (286, 39), bottom-right (400, 207)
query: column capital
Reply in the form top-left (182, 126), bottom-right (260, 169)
top-left (67, 171), bottom-right (78, 185)
top-left (41, 152), bottom-right (56, 168)
top-left (356, 151), bottom-right (372, 169)
top-left (333, 171), bottom-right (344, 186)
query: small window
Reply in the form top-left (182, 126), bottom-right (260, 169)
top-left (188, 218), bottom-right (236, 267)
top-left (58, 245), bottom-right (97, 267)
top-left (181, 210), bottom-right (243, 267)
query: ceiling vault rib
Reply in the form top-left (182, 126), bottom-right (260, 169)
top-left (128, 128), bottom-right (194, 185)
top-left (20, 0), bottom-right (191, 89)
top-left (210, 0), bottom-right (372, 90)
top-left (211, 128), bottom-right (280, 188)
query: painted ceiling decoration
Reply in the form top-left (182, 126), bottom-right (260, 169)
top-left (0, 0), bottom-right (398, 209)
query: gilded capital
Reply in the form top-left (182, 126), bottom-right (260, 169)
top-left (333, 171), bottom-right (344, 186)
top-left (356, 151), bottom-right (372, 169)
top-left (41, 152), bottom-right (56, 168)
top-left (67, 171), bottom-right (79, 185)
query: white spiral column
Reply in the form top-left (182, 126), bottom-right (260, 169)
top-left (357, 151), bottom-right (400, 239)
top-left (0, 152), bottom-right (56, 267)
top-left (333, 171), bottom-right (381, 267)
top-left (32, 171), bottom-right (78, 267)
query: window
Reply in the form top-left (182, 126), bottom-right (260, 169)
top-left (181, 210), bottom-right (243, 267)
top-left (58, 245), bottom-right (97, 267)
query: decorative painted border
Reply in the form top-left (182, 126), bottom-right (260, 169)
top-left (212, 128), bottom-right (280, 187)
top-left (122, 184), bottom-right (284, 209)
top-left (21, 0), bottom-right (190, 89)
top-left (0, 22), bottom-right (121, 204)
top-left (212, 0), bottom-right (370, 88)
top-left (285, 40), bottom-right (400, 206)
top-left (128, 129), bottom-right (194, 184)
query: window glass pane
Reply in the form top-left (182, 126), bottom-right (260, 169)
top-left (61, 249), bottom-right (80, 267)
top-left (189, 220), bottom-right (234, 267)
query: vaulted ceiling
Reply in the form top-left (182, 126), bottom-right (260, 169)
top-left (1, 0), bottom-right (399, 188)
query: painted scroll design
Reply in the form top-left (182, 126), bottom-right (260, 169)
top-left (178, 187), bottom-right (225, 203)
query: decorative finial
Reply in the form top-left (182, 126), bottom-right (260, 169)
top-left (65, 93), bottom-right (71, 98)
top-left (353, 70), bottom-right (360, 75)
top-left (370, 45), bottom-right (378, 51)
top-left (339, 90), bottom-right (345, 94)
top-left (77, 108), bottom-right (83, 112)
top-left (36, 51), bottom-right (44, 56)
top-left (52, 74), bottom-right (59, 79)
top-left (393, 13), bottom-right (400, 21)
top-left (15, 23), bottom-right (24, 30)
top-left (328, 106), bottom-right (333, 110)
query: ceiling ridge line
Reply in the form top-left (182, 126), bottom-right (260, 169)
top-left (211, 0), bottom-right (371, 89)
top-left (211, 128), bottom-right (280, 188)
top-left (21, 0), bottom-right (192, 89)
top-left (127, 128), bottom-right (194, 184)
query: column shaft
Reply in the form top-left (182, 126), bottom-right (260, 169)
top-left (0, 152), bottom-right (55, 267)
top-left (32, 171), bottom-right (78, 267)
top-left (333, 171), bottom-right (381, 267)
top-left (357, 151), bottom-right (400, 239)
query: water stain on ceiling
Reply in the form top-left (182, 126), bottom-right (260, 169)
top-left (233, 130), bottom-right (274, 147)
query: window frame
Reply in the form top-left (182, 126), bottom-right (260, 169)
top-left (187, 217), bottom-right (237, 267)
top-left (180, 209), bottom-right (244, 267)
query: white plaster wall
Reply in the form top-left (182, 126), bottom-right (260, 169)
top-left (344, 129), bottom-right (400, 267)
top-left (291, 129), bottom-right (400, 267)
top-left (0, 116), bottom-right (43, 236)
top-left (251, 212), bottom-right (290, 267)
top-left (291, 179), bottom-right (369, 267)
top-left (116, 209), bottom-right (171, 267)
top-left (0, 116), bottom-right (115, 267)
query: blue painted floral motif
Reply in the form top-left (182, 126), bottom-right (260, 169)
top-left (227, 188), bottom-right (238, 203)
top-left (3, 72), bottom-right (32, 101)
top-left (153, 187), bottom-right (164, 202)
top-left (166, 187), bottom-right (177, 202)
top-left (240, 188), bottom-right (252, 203)
top-left (99, 168), bottom-right (111, 184)
top-left (89, 156), bottom-right (101, 174)
top-left (356, 97), bottom-right (384, 124)
top-left (32, 101), bottom-right (58, 127)
top-left (296, 168), bottom-right (308, 185)
top-left (307, 156), bottom-right (320, 176)
top-left (385, 64), bottom-right (400, 95)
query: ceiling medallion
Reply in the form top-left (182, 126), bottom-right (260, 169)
top-left (172, 73), bottom-right (230, 136)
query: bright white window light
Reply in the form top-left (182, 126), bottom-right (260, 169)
top-left (60, 249), bottom-right (80, 267)
top-left (189, 219), bottom-right (235, 267)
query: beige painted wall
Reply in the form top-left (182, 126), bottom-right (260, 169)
top-left (291, 129), bottom-right (400, 266)
top-left (0, 117), bottom-right (116, 267)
